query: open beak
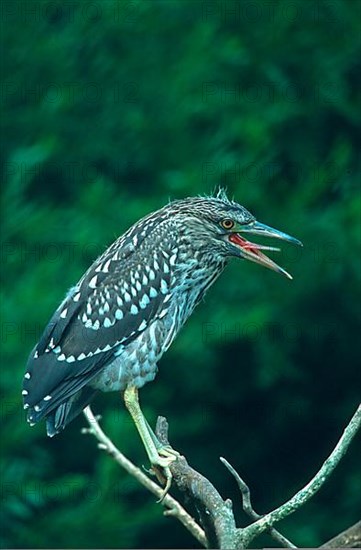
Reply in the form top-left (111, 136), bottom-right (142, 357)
top-left (229, 221), bottom-right (303, 280)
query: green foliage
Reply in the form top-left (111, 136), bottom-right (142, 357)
top-left (1, 1), bottom-right (360, 548)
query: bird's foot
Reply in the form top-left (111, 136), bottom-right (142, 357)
top-left (150, 447), bottom-right (180, 502)
top-left (157, 443), bottom-right (181, 460)
top-left (151, 463), bottom-right (173, 503)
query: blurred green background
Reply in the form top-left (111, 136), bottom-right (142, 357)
top-left (1, 0), bottom-right (360, 548)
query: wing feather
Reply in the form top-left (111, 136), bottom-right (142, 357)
top-left (23, 249), bottom-right (173, 413)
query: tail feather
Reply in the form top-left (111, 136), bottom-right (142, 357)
top-left (29, 386), bottom-right (99, 437)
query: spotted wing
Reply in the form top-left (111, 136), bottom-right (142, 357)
top-left (22, 243), bottom-right (176, 431)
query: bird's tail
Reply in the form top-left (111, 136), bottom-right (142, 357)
top-left (37, 387), bottom-right (98, 437)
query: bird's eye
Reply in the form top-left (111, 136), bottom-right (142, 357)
top-left (220, 219), bottom-right (235, 230)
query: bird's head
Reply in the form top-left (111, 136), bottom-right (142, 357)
top-left (169, 190), bottom-right (302, 279)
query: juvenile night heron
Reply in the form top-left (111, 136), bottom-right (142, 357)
top-left (23, 191), bottom-right (301, 497)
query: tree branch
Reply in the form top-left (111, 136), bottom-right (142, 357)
top-left (320, 520), bottom-right (361, 548)
top-left (82, 406), bottom-right (207, 548)
top-left (238, 404), bottom-right (361, 547)
top-left (155, 416), bottom-right (238, 549)
top-left (83, 404), bottom-right (360, 549)
top-left (220, 457), bottom-right (297, 548)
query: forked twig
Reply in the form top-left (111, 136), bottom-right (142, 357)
top-left (221, 457), bottom-right (297, 548)
top-left (238, 405), bottom-right (361, 547)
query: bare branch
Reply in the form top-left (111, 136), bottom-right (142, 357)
top-left (238, 404), bottom-right (361, 547)
top-left (155, 416), bottom-right (238, 549)
top-left (82, 406), bottom-right (207, 548)
top-left (220, 457), bottom-right (297, 548)
top-left (83, 405), bottom-right (360, 549)
top-left (320, 520), bottom-right (361, 548)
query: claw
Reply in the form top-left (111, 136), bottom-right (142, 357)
top-left (155, 466), bottom-right (173, 503)
top-left (150, 447), bottom-right (179, 502)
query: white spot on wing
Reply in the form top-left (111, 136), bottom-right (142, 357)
top-left (102, 259), bottom-right (111, 273)
top-left (73, 292), bottom-right (81, 302)
top-left (66, 355), bottom-right (76, 363)
top-left (149, 287), bottom-right (157, 298)
top-left (160, 279), bottom-right (168, 294)
top-left (78, 353), bottom-right (87, 360)
top-left (89, 275), bottom-right (98, 289)
top-left (24, 372), bottom-right (31, 379)
top-left (130, 304), bottom-right (139, 315)
top-left (139, 294), bottom-right (150, 308)
top-left (102, 344), bottom-right (112, 352)
top-left (138, 319), bottom-right (147, 331)
top-left (159, 308), bottom-right (168, 319)
top-left (60, 308), bottom-right (68, 318)
top-left (22, 390), bottom-right (28, 396)
top-left (104, 317), bottom-right (112, 328)
top-left (43, 395), bottom-right (52, 401)
top-left (115, 309), bottom-right (123, 320)
top-left (58, 354), bottom-right (66, 361)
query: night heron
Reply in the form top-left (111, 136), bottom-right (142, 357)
top-left (23, 191), bottom-right (301, 497)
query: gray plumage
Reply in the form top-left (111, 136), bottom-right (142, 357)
top-left (22, 192), bottom-right (300, 437)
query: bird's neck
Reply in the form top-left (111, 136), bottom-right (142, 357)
top-left (171, 245), bottom-right (227, 326)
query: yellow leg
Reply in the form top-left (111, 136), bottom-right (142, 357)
top-left (123, 386), bottom-right (178, 500)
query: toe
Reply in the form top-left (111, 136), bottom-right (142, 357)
top-left (156, 466), bottom-right (172, 503)
top-left (158, 445), bottom-right (180, 459)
